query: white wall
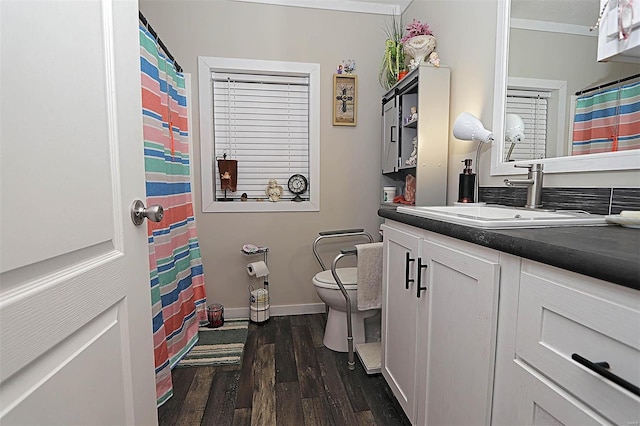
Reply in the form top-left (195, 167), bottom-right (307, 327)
top-left (138, 0), bottom-right (389, 311)
top-left (509, 29), bottom-right (637, 99)
top-left (402, 0), bottom-right (500, 203)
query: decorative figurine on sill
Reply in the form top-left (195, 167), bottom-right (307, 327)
top-left (410, 106), bottom-right (417, 121)
top-left (241, 192), bottom-right (248, 201)
top-left (265, 179), bottom-right (283, 202)
top-left (406, 137), bottom-right (417, 166)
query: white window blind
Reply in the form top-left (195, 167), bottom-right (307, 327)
top-left (212, 72), bottom-right (310, 201)
top-left (505, 89), bottom-right (549, 161)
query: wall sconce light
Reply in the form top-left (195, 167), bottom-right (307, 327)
top-left (453, 112), bottom-right (494, 144)
top-left (504, 113), bottom-right (525, 162)
top-left (453, 112), bottom-right (494, 203)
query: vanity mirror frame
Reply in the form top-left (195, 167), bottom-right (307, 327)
top-left (491, 0), bottom-right (640, 176)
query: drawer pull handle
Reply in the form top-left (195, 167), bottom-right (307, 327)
top-left (416, 258), bottom-right (428, 298)
top-left (571, 353), bottom-right (640, 397)
top-left (405, 252), bottom-right (415, 290)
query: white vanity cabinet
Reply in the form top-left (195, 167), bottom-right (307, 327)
top-left (597, 0), bottom-right (640, 62)
top-left (508, 260), bottom-right (640, 425)
top-left (381, 217), bottom-right (640, 425)
top-left (381, 221), bottom-right (501, 425)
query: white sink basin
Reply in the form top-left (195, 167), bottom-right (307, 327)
top-left (396, 205), bottom-right (608, 229)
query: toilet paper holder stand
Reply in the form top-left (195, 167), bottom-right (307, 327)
top-left (242, 245), bottom-right (269, 291)
top-left (243, 246), bottom-right (270, 323)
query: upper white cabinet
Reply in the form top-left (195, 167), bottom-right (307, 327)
top-left (597, 0), bottom-right (640, 62)
top-left (380, 65), bottom-right (450, 205)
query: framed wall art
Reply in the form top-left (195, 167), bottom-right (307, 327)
top-left (333, 74), bottom-right (357, 126)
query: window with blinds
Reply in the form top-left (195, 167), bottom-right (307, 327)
top-left (198, 57), bottom-right (320, 213)
top-left (505, 88), bottom-right (549, 161)
top-left (212, 72), bottom-right (309, 201)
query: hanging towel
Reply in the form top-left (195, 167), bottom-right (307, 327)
top-left (356, 242), bottom-right (383, 311)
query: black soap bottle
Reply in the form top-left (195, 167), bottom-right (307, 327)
top-left (458, 159), bottom-right (475, 203)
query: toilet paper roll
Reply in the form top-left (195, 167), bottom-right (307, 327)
top-left (246, 261), bottom-right (269, 278)
top-left (250, 288), bottom-right (269, 303)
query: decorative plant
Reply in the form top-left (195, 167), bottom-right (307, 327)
top-left (379, 16), bottom-right (405, 90)
top-left (400, 19), bottom-right (433, 43)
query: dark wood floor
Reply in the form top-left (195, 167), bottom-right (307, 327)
top-left (158, 313), bottom-right (410, 425)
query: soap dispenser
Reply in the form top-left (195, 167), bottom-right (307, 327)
top-left (458, 159), bottom-right (475, 203)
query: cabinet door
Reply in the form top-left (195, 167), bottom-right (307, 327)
top-left (416, 239), bottom-right (500, 426)
top-left (382, 97), bottom-right (399, 173)
top-left (381, 224), bottom-right (421, 422)
top-left (597, 0), bottom-right (640, 62)
top-left (512, 361), bottom-right (612, 425)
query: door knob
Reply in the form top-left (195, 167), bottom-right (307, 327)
top-left (131, 200), bottom-right (164, 225)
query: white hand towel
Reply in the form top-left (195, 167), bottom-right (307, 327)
top-left (356, 242), bottom-right (383, 311)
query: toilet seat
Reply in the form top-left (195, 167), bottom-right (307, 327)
top-left (313, 267), bottom-right (357, 290)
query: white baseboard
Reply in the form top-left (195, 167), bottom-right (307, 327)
top-left (224, 302), bottom-right (326, 320)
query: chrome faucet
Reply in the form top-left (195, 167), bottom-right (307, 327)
top-left (503, 164), bottom-right (544, 209)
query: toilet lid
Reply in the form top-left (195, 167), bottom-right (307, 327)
top-left (313, 267), bottom-right (357, 288)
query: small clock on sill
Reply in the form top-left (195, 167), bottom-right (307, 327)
top-left (287, 174), bottom-right (308, 202)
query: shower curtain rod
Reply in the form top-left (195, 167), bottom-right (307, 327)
top-left (139, 11), bottom-right (183, 73)
top-left (575, 73), bottom-right (640, 96)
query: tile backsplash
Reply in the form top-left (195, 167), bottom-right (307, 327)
top-left (479, 187), bottom-right (640, 215)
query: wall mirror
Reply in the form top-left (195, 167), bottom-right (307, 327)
top-left (491, 0), bottom-right (640, 175)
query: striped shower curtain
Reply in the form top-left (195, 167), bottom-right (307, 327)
top-left (140, 24), bottom-right (207, 406)
top-left (572, 80), bottom-right (640, 155)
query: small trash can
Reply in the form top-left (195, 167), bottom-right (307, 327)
top-left (207, 303), bottom-right (224, 328)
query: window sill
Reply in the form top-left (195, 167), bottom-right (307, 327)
top-left (203, 200), bottom-right (319, 213)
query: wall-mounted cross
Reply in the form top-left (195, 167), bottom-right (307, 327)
top-left (336, 86), bottom-right (353, 113)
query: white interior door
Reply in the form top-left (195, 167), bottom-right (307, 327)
top-left (0, 1), bottom-right (157, 424)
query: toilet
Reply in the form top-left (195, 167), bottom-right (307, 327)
top-left (312, 266), bottom-right (379, 352)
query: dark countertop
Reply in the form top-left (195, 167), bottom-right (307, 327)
top-left (379, 207), bottom-right (640, 290)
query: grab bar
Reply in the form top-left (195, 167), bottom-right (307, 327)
top-left (331, 248), bottom-right (358, 370)
top-left (313, 229), bottom-right (373, 371)
top-left (312, 229), bottom-right (373, 270)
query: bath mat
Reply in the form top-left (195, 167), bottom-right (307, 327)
top-left (177, 319), bottom-right (249, 367)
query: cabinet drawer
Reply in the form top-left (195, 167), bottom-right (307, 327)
top-left (516, 268), bottom-right (640, 425)
top-left (513, 360), bottom-right (611, 425)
